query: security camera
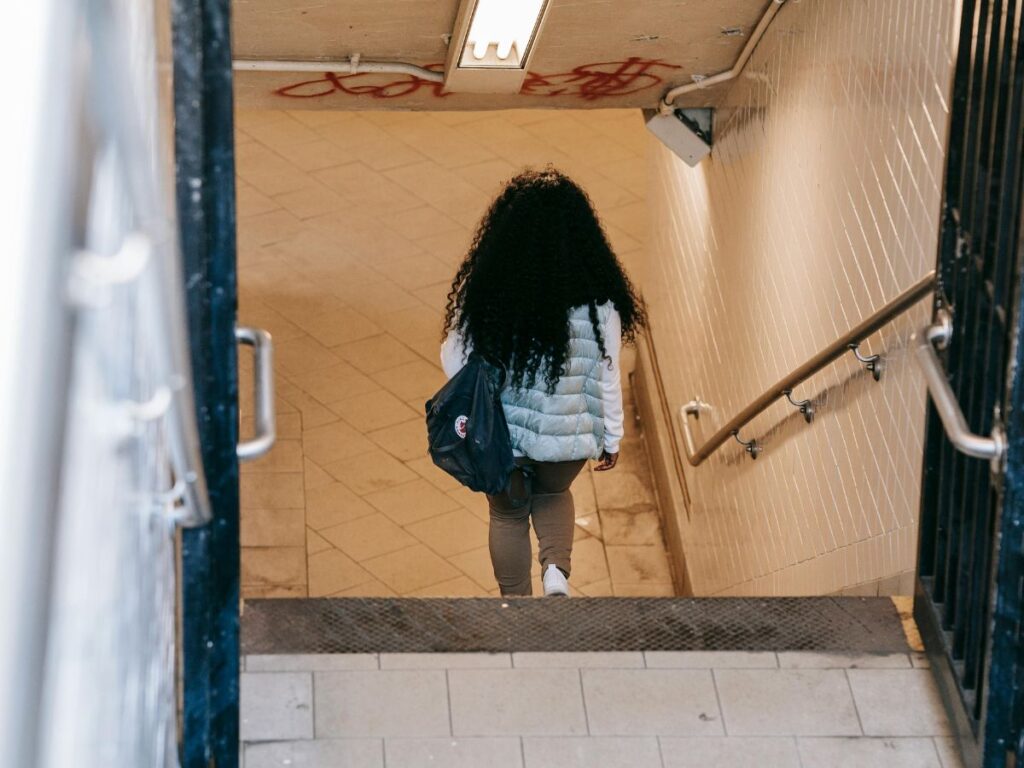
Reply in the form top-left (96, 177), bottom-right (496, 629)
top-left (643, 108), bottom-right (713, 167)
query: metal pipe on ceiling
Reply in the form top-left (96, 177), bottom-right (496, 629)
top-left (231, 55), bottom-right (444, 83)
top-left (659, 0), bottom-right (787, 113)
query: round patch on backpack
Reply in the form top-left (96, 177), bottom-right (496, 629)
top-left (454, 415), bottom-right (468, 439)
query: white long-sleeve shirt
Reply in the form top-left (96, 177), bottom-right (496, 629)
top-left (440, 306), bottom-right (624, 454)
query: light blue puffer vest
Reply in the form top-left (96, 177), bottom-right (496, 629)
top-left (500, 303), bottom-right (611, 462)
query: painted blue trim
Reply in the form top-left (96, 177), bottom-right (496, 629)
top-left (171, 0), bottom-right (240, 764)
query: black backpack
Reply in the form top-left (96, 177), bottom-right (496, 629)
top-left (425, 356), bottom-right (515, 495)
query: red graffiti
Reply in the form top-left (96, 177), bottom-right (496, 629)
top-left (275, 66), bottom-right (448, 100)
top-left (522, 58), bottom-right (681, 100)
top-left (272, 58), bottom-right (680, 101)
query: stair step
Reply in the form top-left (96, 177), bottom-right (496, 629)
top-left (242, 597), bottom-right (909, 655)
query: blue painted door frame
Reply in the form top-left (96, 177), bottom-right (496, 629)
top-left (914, 0), bottom-right (1024, 765)
top-left (171, 0), bottom-right (240, 764)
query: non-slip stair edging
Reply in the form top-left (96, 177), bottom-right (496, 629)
top-left (242, 597), bottom-right (910, 655)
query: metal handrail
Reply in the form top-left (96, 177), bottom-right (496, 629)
top-left (236, 326), bottom-right (276, 461)
top-left (679, 270), bottom-right (938, 466)
top-left (914, 310), bottom-right (1005, 471)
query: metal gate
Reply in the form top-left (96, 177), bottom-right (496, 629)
top-left (915, 0), bottom-right (1024, 766)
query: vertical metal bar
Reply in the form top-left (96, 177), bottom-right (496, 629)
top-left (171, 0), bottom-right (240, 763)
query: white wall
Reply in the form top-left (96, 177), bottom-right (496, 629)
top-left (638, 0), bottom-right (959, 596)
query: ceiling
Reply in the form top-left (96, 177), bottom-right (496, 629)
top-left (231, 0), bottom-right (775, 111)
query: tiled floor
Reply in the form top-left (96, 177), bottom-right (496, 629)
top-left (240, 651), bottom-right (963, 768)
top-left (235, 108), bottom-right (672, 599)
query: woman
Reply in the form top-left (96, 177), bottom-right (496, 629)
top-left (440, 167), bottom-right (647, 597)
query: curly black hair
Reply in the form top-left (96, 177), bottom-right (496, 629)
top-left (443, 167), bottom-right (647, 391)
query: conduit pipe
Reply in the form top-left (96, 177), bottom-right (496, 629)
top-left (659, 0), bottom-right (786, 113)
top-left (232, 54), bottom-right (444, 83)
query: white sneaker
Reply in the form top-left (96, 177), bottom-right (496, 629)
top-left (543, 564), bottom-right (569, 597)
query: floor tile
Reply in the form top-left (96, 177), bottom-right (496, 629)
top-left (797, 737), bottom-right (943, 767)
top-left (305, 481), bottom-right (378, 530)
top-left (324, 450), bottom-right (419, 496)
top-left (568, 536), bottom-right (611, 587)
top-left (245, 739), bottom-right (384, 768)
top-left (241, 583), bottom-right (308, 598)
top-left (288, 362), bottom-right (380, 405)
top-left (307, 527), bottom-right (332, 554)
top-left (366, 418), bottom-right (429, 461)
top-left (242, 438), bottom-right (304, 473)
top-left (372, 359), bottom-right (447, 401)
top-left (328, 389), bottom-right (419, 433)
top-left (777, 652), bottom-right (911, 669)
top-left (307, 548), bottom-right (373, 596)
top-left (408, 575), bottom-right (490, 597)
top-left (314, 670), bottom-right (450, 738)
top-left (301, 421), bottom-right (375, 467)
top-left (246, 654), bottom-right (378, 672)
top-left (242, 547), bottom-right (307, 586)
top-left (334, 333), bottom-right (421, 374)
top-left (599, 507), bottom-right (664, 545)
top-left (848, 670), bottom-right (951, 736)
top-left (522, 736), bottom-right (661, 768)
top-left (644, 651), bottom-right (778, 669)
top-left (241, 473), bottom-right (305, 510)
top-left (934, 737), bottom-right (966, 768)
top-left (659, 737), bottom-right (800, 768)
top-left (362, 544), bottom-right (462, 594)
top-left (405, 509), bottom-right (490, 557)
top-left (333, 578), bottom-right (398, 597)
top-left (583, 669), bottom-right (722, 736)
top-left (449, 669), bottom-right (587, 736)
top-left (241, 508), bottom-right (306, 548)
top-left (240, 672), bottom-right (313, 742)
top-left (714, 669), bottom-right (861, 736)
top-left (591, 469), bottom-right (657, 508)
top-left (320, 514), bottom-right (418, 562)
top-left (605, 545), bottom-right (673, 585)
top-left (513, 652), bottom-right (644, 669)
top-left (613, 583), bottom-right (676, 596)
top-left (293, 305), bottom-right (381, 348)
top-left (363, 478), bottom-right (463, 524)
top-left (380, 653), bottom-right (512, 669)
top-left (406, 455), bottom-right (463, 491)
top-left (385, 737), bottom-right (522, 768)
top-left (448, 546), bottom-right (498, 591)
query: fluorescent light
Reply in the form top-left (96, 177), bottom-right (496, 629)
top-left (459, 0), bottom-right (547, 69)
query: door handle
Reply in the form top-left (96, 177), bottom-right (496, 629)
top-left (914, 310), bottom-right (1005, 472)
top-left (236, 326), bottom-right (276, 461)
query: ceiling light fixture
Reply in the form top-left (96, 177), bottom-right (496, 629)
top-left (443, 0), bottom-right (551, 93)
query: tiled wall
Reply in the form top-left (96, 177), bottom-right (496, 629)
top-left (637, 0), bottom-right (958, 595)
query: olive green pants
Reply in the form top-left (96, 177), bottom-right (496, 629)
top-left (486, 459), bottom-right (586, 596)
